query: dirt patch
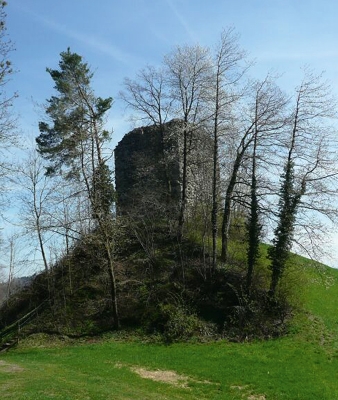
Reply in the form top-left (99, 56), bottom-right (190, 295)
top-left (0, 360), bottom-right (24, 373)
top-left (131, 366), bottom-right (190, 387)
top-left (231, 384), bottom-right (266, 400)
top-left (114, 362), bottom-right (218, 389)
top-left (231, 385), bottom-right (249, 391)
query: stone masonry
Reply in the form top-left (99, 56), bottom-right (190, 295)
top-left (114, 119), bottom-right (213, 217)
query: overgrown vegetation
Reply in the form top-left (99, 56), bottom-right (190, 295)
top-left (0, 220), bottom-right (305, 343)
top-left (0, 262), bottom-right (338, 399)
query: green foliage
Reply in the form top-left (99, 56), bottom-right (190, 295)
top-left (36, 48), bottom-right (113, 178)
top-left (223, 291), bottom-right (290, 340)
top-left (0, 215), bottom-right (305, 344)
top-left (160, 304), bottom-right (203, 342)
top-left (246, 172), bottom-right (262, 292)
top-left (91, 163), bottom-right (116, 218)
top-left (268, 160), bottom-right (305, 295)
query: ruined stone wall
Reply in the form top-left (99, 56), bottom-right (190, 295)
top-left (114, 119), bottom-right (213, 216)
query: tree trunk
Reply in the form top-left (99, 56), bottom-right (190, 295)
top-left (211, 97), bottom-right (220, 270)
top-left (246, 114), bottom-right (260, 294)
top-left (104, 239), bottom-right (120, 329)
top-left (220, 153), bottom-right (242, 262)
top-left (177, 125), bottom-right (188, 242)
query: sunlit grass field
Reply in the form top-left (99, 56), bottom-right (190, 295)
top-left (1, 260), bottom-right (338, 399)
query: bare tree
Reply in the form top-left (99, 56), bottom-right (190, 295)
top-left (268, 69), bottom-right (338, 296)
top-left (164, 44), bottom-right (212, 240)
top-left (6, 234), bottom-right (16, 303)
top-left (220, 74), bottom-right (288, 263)
top-left (0, 2), bottom-right (18, 220)
top-left (120, 65), bottom-right (173, 127)
top-left (0, 2), bottom-right (16, 144)
top-left (120, 67), bottom-right (175, 207)
top-left (121, 45), bottom-right (214, 240)
top-left (16, 151), bottom-right (56, 273)
top-left (207, 28), bottom-right (248, 269)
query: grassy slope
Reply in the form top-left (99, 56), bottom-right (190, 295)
top-left (1, 260), bottom-right (338, 399)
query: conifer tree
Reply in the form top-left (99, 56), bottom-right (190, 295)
top-left (36, 49), bottom-right (119, 328)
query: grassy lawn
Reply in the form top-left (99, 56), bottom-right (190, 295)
top-left (0, 263), bottom-right (338, 399)
top-left (1, 336), bottom-right (338, 399)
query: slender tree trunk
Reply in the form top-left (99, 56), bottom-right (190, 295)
top-left (269, 97), bottom-right (300, 297)
top-left (269, 259), bottom-right (283, 297)
top-left (159, 123), bottom-right (172, 207)
top-left (246, 180), bottom-right (259, 292)
top-left (6, 237), bottom-right (14, 305)
top-left (36, 223), bottom-right (49, 273)
top-left (65, 228), bottom-right (73, 295)
top-left (32, 178), bottom-right (49, 273)
top-left (220, 154), bottom-right (242, 262)
top-left (246, 124), bottom-right (260, 293)
top-left (220, 125), bottom-right (254, 262)
top-left (104, 238), bottom-right (120, 329)
top-left (177, 125), bottom-right (188, 242)
top-left (211, 86), bottom-right (220, 270)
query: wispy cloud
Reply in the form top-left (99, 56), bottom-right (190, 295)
top-left (162, 0), bottom-right (197, 42)
top-left (13, 3), bottom-right (132, 64)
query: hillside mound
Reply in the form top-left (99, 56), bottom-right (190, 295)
top-left (0, 228), bottom-right (330, 345)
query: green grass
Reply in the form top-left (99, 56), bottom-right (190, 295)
top-left (1, 334), bottom-right (338, 399)
top-left (1, 261), bottom-right (338, 399)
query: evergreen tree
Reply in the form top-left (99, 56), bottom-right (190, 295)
top-left (36, 49), bottom-right (119, 328)
top-left (36, 49), bottom-right (112, 179)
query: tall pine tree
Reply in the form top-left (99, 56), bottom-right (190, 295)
top-left (36, 49), bottom-right (119, 328)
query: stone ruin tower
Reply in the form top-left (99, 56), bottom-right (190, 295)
top-left (114, 119), bottom-right (213, 218)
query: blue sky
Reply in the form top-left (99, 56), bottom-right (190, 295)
top-left (7, 0), bottom-right (338, 145)
top-left (3, 0), bottom-right (338, 272)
